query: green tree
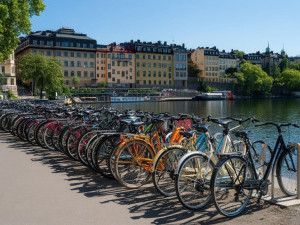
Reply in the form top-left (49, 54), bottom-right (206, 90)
top-left (18, 53), bottom-right (65, 99)
top-left (277, 69), bottom-right (300, 91)
top-left (279, 58), bottom-right (291, 72)
top-left (188, 60), bottom-right (202, 77)
top-left (236, 62), bottom-right (273, 96)
top-left (98, 81), bottom-right (107, 88)
top-left (72, 76), bottom-right (79, 88)
top-left (234, 50), bottom-right (245, 58)
top-left (0, 0), bottom-right (45, 61)
top-left (225, 67), bottom-right (238, 77)
top-left (270, 63), bottom-right (281, 79)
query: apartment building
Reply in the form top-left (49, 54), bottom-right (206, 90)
top-left (96, 44), bottom-right (135, 87)
top-left (191, 47), bottom-right (220, 81)
top-left (219, 50), bottom-right (237, 76)
top-left (173, 45), bottom-right (188, 88)
top-left (15, 27), bottom-right (97, 87)
top-left (121, 40), bottom-right (174, 87)
top-left (0, 54), bottom-right (18, 95)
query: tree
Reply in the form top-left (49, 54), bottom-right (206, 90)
top-left (18, 53), bottom-right (65, 99)
top-left (236, 62), bottom-right (273, 96)
top-left (270, 63), bottom-right (281, 79)
top-left (279, 58), bottom-right (292, 72)
top-left (225, 67), bottom-right (238, 77)
top-left (0, 0), bottom-right (45, 61)
top-left (277, 69), bottom-right (300, 91)
top-left (188, 60), bottom-right (202, 78)
top-left (234, 50), bottom-right (245, 58)
top-left (72, 76), bottom-right (79, 89)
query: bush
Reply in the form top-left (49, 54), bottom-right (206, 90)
top-left (7, 90), bottom-right (17, 100)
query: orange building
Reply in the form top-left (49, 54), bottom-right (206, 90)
top-left (96, 45), bottom-right (135, 87)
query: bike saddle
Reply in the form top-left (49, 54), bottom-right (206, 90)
top-left (179, 130), bottom-right (196, 138)
top-left (194, 124), bottom-right (210, 133)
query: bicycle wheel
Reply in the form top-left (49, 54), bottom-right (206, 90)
top-left (114, 140), bottom-right (155, 188)
top-left (251, 140), bottom-right (272, 179)
top-left (175, 152), bottom-right (214, 210)
top-left (277, 146), bottom-right (297, 196)
top-left (95, 134), bottom-right (121, 178)
top-left (211, 156), bottom-right (254, 217)
top-left (77, 131), bottom-right (97, 167)
top-left (152, 146), bottom-right (187, 197)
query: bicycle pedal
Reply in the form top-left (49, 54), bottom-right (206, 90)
top-left (258, 199), bottom-right (264, 205)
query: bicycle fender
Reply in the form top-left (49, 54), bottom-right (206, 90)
top-left (174, 151), bottom-right (207, 175)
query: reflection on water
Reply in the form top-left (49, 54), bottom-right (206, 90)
top-left (89, 99), bottom-right (300, 145)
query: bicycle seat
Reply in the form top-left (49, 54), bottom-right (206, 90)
top-left (233, 130), bottom-right (251, 138)
top-left (218, 120), bottom-right (232, 126)
top-left (194, 124), bottom-right (210, 133)
top-left (132, 121), bottom-right (145, 127)
top-left (179, 130), bottom-right (196, 138)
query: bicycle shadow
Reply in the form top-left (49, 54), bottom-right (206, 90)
top-left (0, 131), bottom-right (273, 224)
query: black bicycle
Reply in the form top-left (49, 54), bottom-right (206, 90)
top-left (210, 122), bottom-right (299, 217)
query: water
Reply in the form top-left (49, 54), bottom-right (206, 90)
top-left (91, 99), bottom-right (300, 146)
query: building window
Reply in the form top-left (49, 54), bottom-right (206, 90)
top-left (122, 71), bottom-right (125, 77)
top-left (148, 63), bottom-right (151, 68)
top-left (108, 72), bottom-right (111, 78)
top-left (84, 71), bottom-right (88, 77)
top-left (143, 71), bottom-right (146, 77)
top-left (46, 51), bottom-right (51, 56)
top-left (70, 61), bottom-right (74, 67)
top-left (64, 70), bottom-right (68, 76)
top-left (66, 80), bottom-right (69, 85)
top-left (90, 72), bottom-right (94, 77)
top-left (112, 69), bottom-right (115, 74)
top-left (39, 51), bottom-right (44, 55)
top-left (137, 62), bottom-right (140, 67)
top-left (77, 71), bottom-right (81, 77)
top-left (69, 43), bottom-right (74, 47)
top-left (70, 52), bottom-right (74, 57)
top-left (83, 44), bottom-right (87, 48)
top-left (142, 62), bottom-right (146, 67)
top-left (90, 53), bottom-right (94, 58)
top-left (90, 62), bottom-right (94, 67)
top-left (84, 53), bottom-right (87, 58)
top-left (76, 43), bottom-right (80, 47)
top-left (137, 71), bottom-right (140, 77)
top-left (149, 80), bottom-right (151, 85)
top-left (40, 41), bottom-right (44, 45)
top-left (83, 62), bottom-right (87, 68)
top-left (148, 71), bottom-right (151, 77)
top-left (153, 71), bottom-right (156, 77)
top-left (77, 61), bottom-right (81, 67)
top-left (64, 61), bottom-right (68, 67)
top-left (148, 55), bottom-right (151, 59)
top-left (108, 64), bottom-right (111, 69)
top-left (33, 40), bottom-right (37, 45)
top-left (143, 80), bottom-right (146, 85)
top-left (128, 54), bottom-right (132, 59)
top-left (158, 72), bottom-right (161, 77)
top-left (64, 52), bottom-right (68, 57)
top-left (56, 42), bottom-right (60, 46)
top-left (129, 68), bottom-right (132, 72)
top-left (108, 54), bottom-right (111, 58)
top-left (71, 71), bottom-right (75, 76)
top-left (89, 44), bottom-right (94, 48)
top-left (47, 41), bottom-right (53, 46)
top-left (77, 53), bottom-right (81, 58)
top-left (62, 42), bottom-right (68, 47)
top-left (136, 54), bottom-right (139, 59)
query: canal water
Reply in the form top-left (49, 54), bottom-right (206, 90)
top-left (92, 99), bottom-right (300, 146)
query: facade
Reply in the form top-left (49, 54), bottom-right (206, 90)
top-left (0, 54), bottom-right (18, 95)
top-left (96, 44), bottom-right (135, 87)
top-left (191, 47), bottom-right (220, 81)
top-left (15, 27), bottom-right (97, 87)
top-left (219, 50), bottom-right (237, 76)
top-left (173, 45), bottom-right (188, 88)
top-left (243, 52), bottom-right (264, 67)
top-left (121, 40), bottom-right (174, 87)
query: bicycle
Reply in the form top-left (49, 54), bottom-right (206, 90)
top-left (210, 122), bottom-right (299, 217)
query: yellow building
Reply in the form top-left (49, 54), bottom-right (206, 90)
top-left (121, 41), bottom-right (174, 87)
top-left (15, 27), bottom-right (97, 87)
top-left (0, 53), bottom-right (18, 96)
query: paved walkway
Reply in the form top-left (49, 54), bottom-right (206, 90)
top-left (0, 131), bottom-right (298, 225)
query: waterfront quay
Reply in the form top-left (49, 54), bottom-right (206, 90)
top-left (0, 130), bottom-right (299, 225)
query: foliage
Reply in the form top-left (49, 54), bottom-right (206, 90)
top-left (129, 89), bottom-right (157, 93)
top-left (72, 76), bottom-right (79, 86)
top-left (188, 60), bottom-right (202, 77)
top-left (279, 58), bottom-right (292, 72)
top-left (197, 78), bottom-right (206, 92)
top-left (7, 89), bottom-right (17, 100)
top-left (225, 67), bottom-right (238, 77)
top-left (0, 0), bottom-right (45, 61)
top-left (270, 63), bottom-right (281, 79)
top-left (18, 53), bottom-right (64, 99)
top-left (234, 50), bottom-right (245, 58)
top-left (235, 62), bottom-right (273, 96)
top-left (98, 81), bottom-right (107, 88)
top-left (206, 85), bottom-right (218, 92)
top-left (276, 69), bottom-right (300, 91)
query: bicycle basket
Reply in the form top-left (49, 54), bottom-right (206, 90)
top-left (174, 118), bottom-right (192, 130)
top-left (154, 120), bottom-right (169, 133)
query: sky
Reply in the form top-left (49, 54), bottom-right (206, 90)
top-left (30, 0), bottom-right (300, 56)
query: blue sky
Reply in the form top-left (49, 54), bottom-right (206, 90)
top-left (30, 0), bottom-right (300, 56)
